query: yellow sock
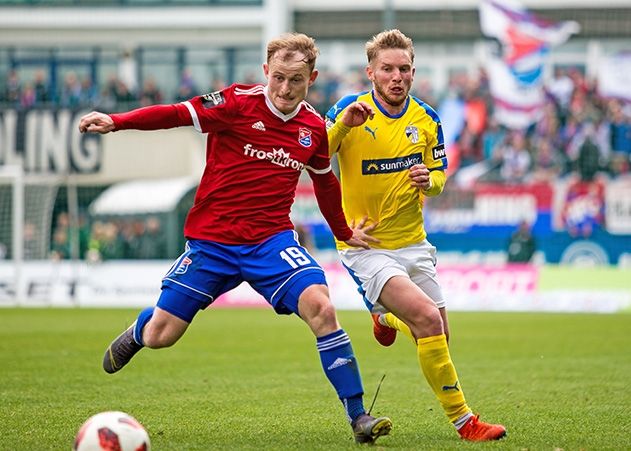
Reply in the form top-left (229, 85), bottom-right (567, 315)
top-left (417, 334), bottom-right (471, 422)
top-left (382, 312), bottom-right (414, 342)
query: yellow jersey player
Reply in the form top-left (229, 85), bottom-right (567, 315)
top-left (326, 29), bottom-right (506, 442)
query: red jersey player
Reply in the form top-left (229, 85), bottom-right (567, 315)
top-left (79, 33), bottom-right (391, 445)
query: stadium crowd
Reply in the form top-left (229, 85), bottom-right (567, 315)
top-left (3, 65), bottom-right (630, 184)
top-left (49, 213), bottom-right (168, 261)
top-left (3, 64), bottom-right (630, 261)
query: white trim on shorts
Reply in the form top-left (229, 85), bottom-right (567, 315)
top-left (339, 239), bottom-right (445, 312)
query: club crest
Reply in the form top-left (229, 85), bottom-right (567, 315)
top-left (405, 125), bottom-right (419, 144)
top-left (298, 128), bottom-right (312, 147)
top-left (175, 256), bottom-right (192, 274)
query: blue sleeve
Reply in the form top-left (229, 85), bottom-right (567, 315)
top-left (325, 93), bottom-right (363, 122)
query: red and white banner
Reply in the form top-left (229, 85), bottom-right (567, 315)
top-left (479, 0), bottom-right (579, 129)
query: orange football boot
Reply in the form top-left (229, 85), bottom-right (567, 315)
top-left (371, 314), bottom-right (397, 347)
top-left (458, 415), bottom-right (507, 441)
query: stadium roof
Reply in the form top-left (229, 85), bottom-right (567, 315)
top-left (89, 177), bottom-right (197, 216)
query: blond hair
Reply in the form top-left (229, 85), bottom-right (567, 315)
top-left (267, 33), bottom-right (319, 72)
top-left (365, 29), bottom-right (415, 64)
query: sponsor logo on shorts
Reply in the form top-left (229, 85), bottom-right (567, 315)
top-left (175, 256), bottom-right (192, 275)
top-left (362, 153), bottom-right (422, 175)
top-left (243, 143), bottom-right (305, 171)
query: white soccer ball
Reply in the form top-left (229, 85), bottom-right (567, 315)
top-left (73, 411), bottom-right (151, 451)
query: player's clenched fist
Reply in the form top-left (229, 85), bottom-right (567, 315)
top-left (79, 111), bottom-right (115, 134)
top-left (341, 101), bottom-right (375, 128)
top-left (409, 163), bottom-right (431, 190)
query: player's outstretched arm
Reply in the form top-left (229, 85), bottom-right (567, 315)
top-left (79, 111), bottom-right (115, 134)
top-left (80, 104), bottom-right (193, 135)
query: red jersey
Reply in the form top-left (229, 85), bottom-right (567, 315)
top-left (110, 83), bottom-right (352, 244)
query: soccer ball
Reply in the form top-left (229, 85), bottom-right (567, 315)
top-left (73, 411), bottom-right (151, 451)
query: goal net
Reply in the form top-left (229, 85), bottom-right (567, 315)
top-left (0, 166), bottom-right (60, 304)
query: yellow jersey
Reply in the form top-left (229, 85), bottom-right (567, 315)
top-left (326, 91), bottom-right (448, 250)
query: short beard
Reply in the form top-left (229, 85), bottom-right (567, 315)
top-left (374, 83), bottom-right (406, 107)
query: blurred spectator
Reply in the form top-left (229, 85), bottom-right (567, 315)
top-left (4, 69), bottom-right (21, 105)
top-left (1, 60), bottom-right (628, 183)
top-left (481, 117), bottom-right (506, 161)
top-left (499, 132), bottom-right (532, 183)
top-left (24, 221), bottom-right (39, 259)
top-left (50, 228), bottom-right (70, 261)
top-left (559, 114), bottom-right (582, 164)
top-left (533, 101), bottom-right (562, 146)
top-left (137, 216), bottom-right (167, 259)
top-left (84, 216), bottom-right (172, 260)
top-left (139, 77), bottom-right (163, 107)
top-left (453, 122), bottom-right (482, 168)
top-left (176, 68), bottom-right (198, 102)
top-left (607, 100), bottom-right (631, 176)
top-left (33, 70), bottom-right (51, 104)
top-left (87, 221), bottom-right (126, 261)
top-left (60, 72), bottom-right (83, 108)
top-left (414, 78), bottom-right (437, 109)
top-left (115, 79), bottom-right (136, 105)
top-left (306, 87), bottom-right (326, 114)
top-left (462, 77), bottom-right (487, 136)
top-left (530, 138), bottom-right (565, 182)
top-left (507, 220), bottom-right (536, 263)
top-left (210, 77), bottom-right (226, 92)
top-left (576, 134), bottom-right (602, 181)
top-left (80, 77), bottom-right (99, 107)
top-left (546, 67), bottom-right (574, 113)
top-left (20, 83), bottom-right (36, 108)
top-left (98, 75), bottom-right (120, 110)
top-left (50, 212), bottom-right (71, 260)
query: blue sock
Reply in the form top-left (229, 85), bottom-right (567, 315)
top-left (133, 307), bottom-right (154, 346)
top-left (344, 395), bottom-right (366, 424)
top-left (317, 329), bottom-right (366, 422)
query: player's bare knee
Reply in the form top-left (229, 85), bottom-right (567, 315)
top-left (408, 307), bottom-right (444, 339)
top-left (299, 292), bottom-right (340, 335)
top-left (316, 301), bottom-right (338, 325)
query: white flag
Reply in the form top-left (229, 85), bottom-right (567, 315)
top-left (598, 52), bottom-right (631, 102)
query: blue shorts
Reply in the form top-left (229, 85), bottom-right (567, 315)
top-left (158, 230), bottom-right (327, 322)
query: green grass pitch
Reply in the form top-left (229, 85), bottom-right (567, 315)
top-left (1, 308), bottom-right (630, 450)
